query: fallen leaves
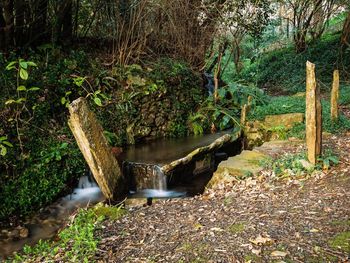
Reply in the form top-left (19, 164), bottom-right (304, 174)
top-left (250, 234), bottom-right (273, 246)
top-left (270, 250), bottom-right (287, 257)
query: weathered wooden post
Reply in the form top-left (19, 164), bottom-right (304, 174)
top-left (305, 61), bottom-right (322, 164)
top-left (331, 70), bottom-right (339, 121)
top-left (68, 97), bottom-right (126, 200)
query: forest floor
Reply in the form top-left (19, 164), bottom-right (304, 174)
top-left (94, 132), bottom-right (350, 262)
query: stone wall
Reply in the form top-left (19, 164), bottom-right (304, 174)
top-left (96, 76), bottom-right (205, 145)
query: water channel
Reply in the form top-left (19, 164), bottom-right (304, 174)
top-left (0, 131), bottom-right (240, 259)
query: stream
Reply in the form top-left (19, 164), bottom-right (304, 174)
top-left (0, 131), bottom-right (238, 259)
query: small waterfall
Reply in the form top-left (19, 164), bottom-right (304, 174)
top-left (152, 165), bottom-right (167, 191)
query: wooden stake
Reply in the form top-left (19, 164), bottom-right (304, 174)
top-left (305, 61), bottom-right (322, 164)
top-left (330, 70), bottom-right (339, 121)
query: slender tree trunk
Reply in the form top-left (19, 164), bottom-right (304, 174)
top-left (341, 11), bottom-right (350, 48)
top-left (62, 0), bottom-right (72, 40)
top-left (34, 0), bottom-right (48, 43)
top-left (14, 0), bottom-right (25, 46)
top-left (1, 0), bottom-right (14, 49)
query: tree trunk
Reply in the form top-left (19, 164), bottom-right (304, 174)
top-left (341, 11), bottom-right (350, 48)
top-left (31, 0), bottom-right (48, 44)
top-left (1, 0), bottom-right (14, 49)
top-left (14, 0), bottom-right (25, 46)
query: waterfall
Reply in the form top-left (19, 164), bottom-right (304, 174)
top-left (152, 165), bottom-right (167, 191)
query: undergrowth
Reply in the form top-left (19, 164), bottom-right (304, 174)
top-left (10, 205), bottom-right (125, 262)
top-left (248, 94), bottom-right (350, 138)
top-left (263, 149), bottom-right (339, 179)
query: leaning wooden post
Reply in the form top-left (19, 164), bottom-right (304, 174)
top-left (68, 97), bottom-right (126, 200)
top-left (330, 70), bottom-right (339, 121)
top-left (305, 61), bottom-right (322, 164)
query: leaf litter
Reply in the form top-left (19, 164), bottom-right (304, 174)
top-left (93, 134), bottom-right (350, 262)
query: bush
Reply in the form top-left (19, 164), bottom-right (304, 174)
top-left (236, 33), bottom-right (350, 94)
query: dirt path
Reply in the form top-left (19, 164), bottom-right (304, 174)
top-left (95, 134), bottom-right (350, 263)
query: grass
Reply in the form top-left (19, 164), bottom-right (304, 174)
top-left (228, 223), bottom-right (245, 234)
top-left (243, 33), bottom-right (350, 94)
top-left (247, 93), bottom-right (350, 138)
top-left (328, 232), bottom-right (350, 253)
top-left (10, 205), bottom-right (125, 262)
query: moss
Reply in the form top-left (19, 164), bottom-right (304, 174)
top-left (244, 253), bottom-right (261, 262)
top-left (330, 220), bottom-right (350, 227)
top-left (228, 223), bottom-right (245, 234)
top-left (94, 205), bottom-right (125, 220)
top-left (328, 231), bottom-right (350, 253)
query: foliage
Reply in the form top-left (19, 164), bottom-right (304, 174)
top-left (238, 33), bottom-right (350, 93)
top-left (189, 83), bottom-right (267, 134)
top-left (0, 136), bottom-right (13, 156)
top-left (0, 139), bottom-right (84, 220)
top-left (248, 96), bottom-right (305, 121)
top-left (264, 149), bottom-right (339, 179)
top-left (10, 206), bottom-right (124, 262)
top-left (339, 85), bottom-right (350, 105)
top-left (248, 94), bottom-right (350, 137)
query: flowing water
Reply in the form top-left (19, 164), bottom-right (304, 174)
top-left (0, 131), bottom-right (238, 259)
top-left (0, 173), bottom-right (104, 259)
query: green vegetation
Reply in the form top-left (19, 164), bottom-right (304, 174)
top-left (189, 83), bottom-right (267, 135)
top-left (0, 51), bottom-right (203, 222)
top-left (228, 223), bottom-right (245, 234)
top-left (11, 205), bottom-right (125, 262)
top-left (264, 149), bottom-right (339, 179)
top-left (328, 232), bottom-right (350, 253)
top-left (228, 33), bottom-right (350, 94)
top-left (247, 94), bottom-right (350, 138)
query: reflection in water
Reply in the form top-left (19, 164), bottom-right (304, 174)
top-left (122, 131), bottom-right (230, 164)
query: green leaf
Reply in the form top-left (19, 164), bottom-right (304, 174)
top-left (17, 85), bottom-right (27, 91)
top-left (0, 145), bottom-right (7, 156)
top-left (27, 61), bottom-right (37, 67)
top-left (19, 68), bottom-right (29, 80)
top-left (0, 136), bottom-right (7, 141)
top-left (6, 61), bottom-right (17, 70)
top-left (29, 87), bottom-right (40, 91)
top-left (19, 61), bottom-right (28, 69)
top-left (94, 97), bottom-right (102, 107)
top-left (61, 97), bottom-right (66, 105)
top-left (2, 141), bottom-right (13, 147)
top-left (5, 99), bottom-right (16, 105)
top-left (16, 98), bottom-right (26, 103)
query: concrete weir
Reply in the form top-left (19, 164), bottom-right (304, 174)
top-left (68, 98), bottom-right (127, 201)
top-left (68, 97), bottom-right (241, 199)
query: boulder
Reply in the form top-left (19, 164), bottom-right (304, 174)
top-left (207, 150), bottom-right (268, 189)
top-left (264, 113), bottom-right (304, 129)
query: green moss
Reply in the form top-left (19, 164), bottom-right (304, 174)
top-left (228, 223), bottom-right (245, 234)
top-left (328, 231), bottom-right (350, 253)
top-left (330, 220), bottom-right (350, 226)
top-left (94, 205), bottom-right (125, 220)
top-left (244, 253), bottom-right (261, 262)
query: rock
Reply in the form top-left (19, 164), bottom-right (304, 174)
top-left (264, 113), bottom-right (304, 130)
top-left (299, 159), bottom-right (314, 170)
top-left (207, 150), bottom-right (268, 189)
top-left (155, 116), bottom-right (165, 127)
top-left (19, 226), bottom-right (29, 238)
top-left (68, 97), bottom-right (127, 200)
top-left (293, 92), bottom-right (306, 97)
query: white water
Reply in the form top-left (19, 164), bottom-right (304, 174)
top-left (152, 165), bottom-right (167, 191)
top-left (0, 173), bottom-right (104, 259)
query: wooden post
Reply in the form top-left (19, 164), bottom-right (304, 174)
top-left (68, 97), bottom-right (126, 200)
top-left (305, 61), bottom-right (322, 164)
top-left (331, 70), bottom-right (339, 121)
